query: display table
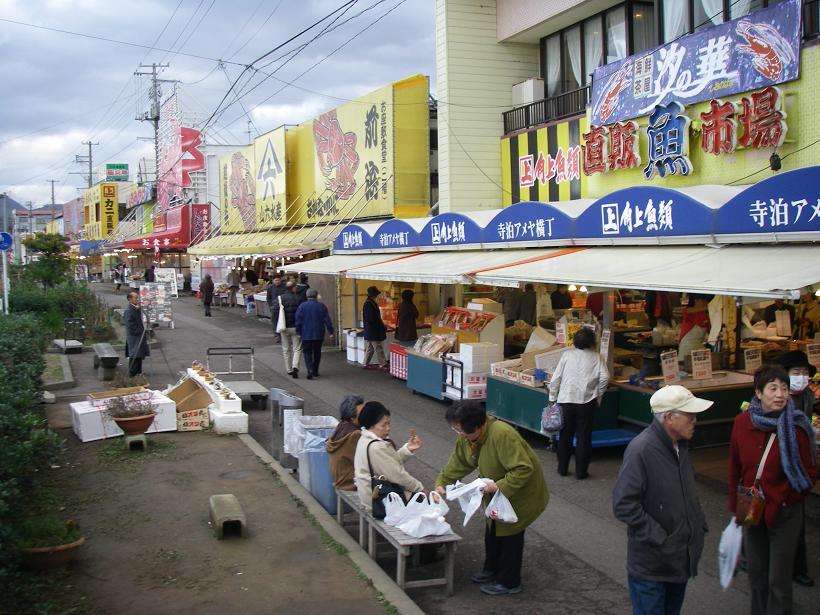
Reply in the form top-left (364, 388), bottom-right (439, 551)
top-left (186, 368), bottom-right (247, 434)
top-left (406, 350), bottom-right (444, 400)
top-left (613, 371), bottom-right (754, 446)
top-left (254, 292), bottom-right (271, 319)
top-left (71, 391), bottom-right (177, 443)
top-left (486, 375), bottom-right (621, 436)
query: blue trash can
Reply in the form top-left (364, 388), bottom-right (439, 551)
top-left (308, 446), bottom-right (337, 515)
top-left (297, 428), bottom-right (334, 499)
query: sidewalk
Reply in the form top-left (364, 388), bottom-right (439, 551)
top-left (86, 284), bottom-right (819, 614)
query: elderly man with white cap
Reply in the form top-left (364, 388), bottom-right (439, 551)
top-left (612, 385), bottom-right (713, 615)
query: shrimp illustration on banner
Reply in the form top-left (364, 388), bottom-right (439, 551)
top-left (595, 62), bottom-right (633, 124)
top-left (736, 20), bottom-right (796, 81)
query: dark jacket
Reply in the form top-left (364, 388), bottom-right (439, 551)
top-left (295, 298), bottom-right (334, 341)
top-left (144, 267), bottom-right (155, 282)
top-left (362, 297), bottom-right (386, 341)
top-left (245, 269), bottom-right (259, 285)
top-left (280, 290), bottom-right (303, 329)
top-left (395, 299), bottom-right (419, 341)
top-left (266, 283), bottom-right (288, 329)
top-left (551, 289), bottom-right (573, 310)
top-left (519, 290), bottom-right (537, 325)
top-left (124, 303), bottom-right (150, 359)
top-left (295, 283), bottom-right (310, 304)
top-left (612, 420), bottom-right (707, 583)
top-left (200, 277), bottom-right (214, 304)
top-left (326, 422), bottom-right (361, 490)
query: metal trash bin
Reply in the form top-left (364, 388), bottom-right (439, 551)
top-left (276, 393), bottom-right (304, 470)
top-left (268, 388), bottom-right (289, 459)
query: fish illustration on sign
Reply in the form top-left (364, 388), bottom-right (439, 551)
top-left (736, 20), bottom-right (796, 80)
top-left (595, 62), bottom-right (633, 124)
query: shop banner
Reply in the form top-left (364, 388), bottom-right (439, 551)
top-left (191, 203), bottom-right (210, 245)
top-left (101, 183), bottom-right (119, 238)
top-left (590, 0), bottom-right (802, 126)
top-left (485, 201), bottom-right (573, 244)
top-left (254, 127), bottom-right (287, 229)
top-left (419, 213), bottom-right (483, 248)
top-left (372, 219), bottom-right (417, 250)
top-left (127, 183), bottom-right (154, 209)
top-left (219, 146), bottom-right (256, 233)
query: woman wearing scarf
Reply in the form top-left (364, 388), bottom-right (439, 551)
top-left (435, 401), bottom-right (548, 596)
top-left (728, 365), bottom-right (817, 615)
top-left (325, 395), bottom-right (365, 491)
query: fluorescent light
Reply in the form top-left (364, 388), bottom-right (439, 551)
top-left (568, 284), bottom-right (577, 291)
top-left (580, 285), bottom-right (588, 293)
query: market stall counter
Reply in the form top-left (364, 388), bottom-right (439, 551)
top-left (406, 349), bottom-right (446, 400)
top-left (613, 370), bottom-right (754, 446)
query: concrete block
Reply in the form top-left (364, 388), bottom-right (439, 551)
top-left (209, 494), bottom-right (247, 539)
top-left (98, 366), bottom-right (117, 381)
top-left (124, 434), bottom-right (147, 451)
top-left (42, 391), bottom-right (56, 404)
top-left (209, 406), bottom-right (248, 434)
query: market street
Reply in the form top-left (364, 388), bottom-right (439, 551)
top-left (95, 284), bottom-right (820, 615)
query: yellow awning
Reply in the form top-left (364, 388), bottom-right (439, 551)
top-left (188, 225), bottom-right (342, 256)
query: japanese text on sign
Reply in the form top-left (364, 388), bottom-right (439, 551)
top-left (601, 199), bottom-right (673, 236)
top-left (691, 349), bottom-right (713, 380)
top-left (377, 232), bottom-right (409, 248)
top-left (495, 218), bottom-right (554, 241)
top-left (341, 230), bottom-right (364, 249)
top-left (431, 221), bottom-right (466, 245)
top-left (519, 146), bottom-right (581, 188)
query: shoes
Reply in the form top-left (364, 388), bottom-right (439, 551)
top-left (306, 373), bottom-right (313, 380)
top-left (470, 571), bottom-right (495, 584)
top-left (286, 369), bottom-right (294, 376)
top-left (291, 369), bottom-right (299, 379)
top-left (576, 473), bottom-right (589, 480)
top-left (479, 583), bottom-right (521, 596)
top-left (363, 364), bottom-right (378, 370)
top-left (794, 573), bottom-right (815, 587)
top-left (379, 364), bottom-right (390, 371)
top-left (557, 469), bottom-right (568, 477)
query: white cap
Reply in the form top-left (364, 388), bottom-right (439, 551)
top-left (650, 385), bottom-right (713, 414)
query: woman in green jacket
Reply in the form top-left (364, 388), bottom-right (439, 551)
top-left (435, 401), bottom-right (549, 596)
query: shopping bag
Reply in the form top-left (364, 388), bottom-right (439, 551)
top-left (276, 296), bottom-right (287, 333)
top-left (485, 489), bottom-right (518, 524)
top-left (404, 492), bottom-right (450, 520)
top-left (445, 478), bottom-right (490, 526)
top-left (541, 403), bottom-right (563, 433)
top-left (396, 511), bottom-right (452, 538)
top-left (718, 519), bottom-right (743, 589)
top-left (384, 492), bottom-right (410, 526)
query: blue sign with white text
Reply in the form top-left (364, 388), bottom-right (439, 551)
top-left (419, 213), bottom-right (483, 248)
top-left (0, 232), bottom-right (12, 251)
top-left (484, 201), bottom-right (574, 244)
top-left (334, 224), bottom-right (372, 251)
top-left (372, 219), bottom-right (419, 250)
top-left (590, 0), bottom-right (801, 126)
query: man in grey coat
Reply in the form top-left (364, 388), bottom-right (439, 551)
top-left (124, 291), bottom-right (150, 376)
top-left (612, 385), bottom-right (712, 615)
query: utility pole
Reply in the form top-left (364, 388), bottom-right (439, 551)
top-left (26, 201), bottom-right (33, 262)
top-left (136, 63), bottom-right (170, 182)
top-left (47, 179), bottom-right (59, 224)
top-left (73, 142), bottom-right (98, 187)
top-left (1, 192), bottom-right (7, 234)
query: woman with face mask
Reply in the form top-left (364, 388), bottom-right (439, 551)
top-left (778, 351), bottom-right (818, 588)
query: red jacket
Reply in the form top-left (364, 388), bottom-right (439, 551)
top-left (728, 411), bottom-right (817, 527)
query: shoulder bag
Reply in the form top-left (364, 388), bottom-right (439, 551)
top-left (735, 433), bottom-right (776, 526)
top-left (367, 440), bottom-right (406, 520)
top-left (276, 296), bottom-right (287, 333)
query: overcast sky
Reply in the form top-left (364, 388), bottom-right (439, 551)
top-left (0, 0), bottom-right (435, 208)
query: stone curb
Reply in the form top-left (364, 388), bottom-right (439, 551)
top-left (238, 434), bottom-right (426, 615)
top-left (43, 354), bottom-right (76, 391)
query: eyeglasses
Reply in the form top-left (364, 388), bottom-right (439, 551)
top-left (451, 426), bottom-right (465, 435)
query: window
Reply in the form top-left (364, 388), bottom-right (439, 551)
top-left (663, 0), bottom-right (796, 42)
top-left (583, 15), bottom-right (604, 85)
top-left (632, 3), bottom-right (655, 54)
top-left (606, 7), bottom-right (628, 63)
top-left (544, 34), bottom-right (561, 97)
top-left (563, 25), bottom-right (583, 92)
top-left (663, 1), bottom-right (689, 41)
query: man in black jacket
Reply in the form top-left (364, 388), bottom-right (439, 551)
top-left (279, 281), bottom-right (305, 378)
top-left (266, 275), bottom-right (287, 342)
top-left (123, 291), bottom-right (150, 376)
top-left (612, 385), bottom-right (712, 615)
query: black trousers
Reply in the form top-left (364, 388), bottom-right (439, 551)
top-left (302, 339), bottom-right (323, 376)
top-left (128, 357), bottom-right (143, 377)
top-left (203, 301), bottom-right (211, 316)
top-left (557, 401), bottom-right (595, 478)
top-left (794, 501), bottom-right (809, 577)
top-left (483, 521), bottom-right (525, 588)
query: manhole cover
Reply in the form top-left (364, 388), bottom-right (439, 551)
top-left (218, 469), bottom-right (260, 480)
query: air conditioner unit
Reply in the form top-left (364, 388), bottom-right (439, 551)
top-left (512, 78), bottom-right (545, 107)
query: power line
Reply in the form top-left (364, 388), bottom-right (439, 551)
top-left (226, 0), bottom-right (286, 61)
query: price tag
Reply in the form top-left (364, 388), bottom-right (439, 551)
top-left (555, 321), bottom-right (566, 345)
top-left (661, 350), bottom-right (680, 383)
top-left (599, 329), bottom-right (611, 364)
top-left (691, 349), bottom-right (713, 380)
top-left (806, 343), bottom-right (820, 369)
top-left (775, 309), bottom-right (792, 337)
top-left (744, 348), bottom-right (763, 374)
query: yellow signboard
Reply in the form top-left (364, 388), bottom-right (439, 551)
top-left (101, 183), bottom-right (119, 238)
top-left (219, 146), bottom-right (256, 233)
top-left (254, 127), bottom-right (287, 229)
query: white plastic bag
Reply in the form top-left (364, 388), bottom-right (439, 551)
top-left (445, 478), bottom-right (490, 526)
top-left (718, 519), bottom-right (743, 589)
top-left (485, 490), bottom-right (518, 524)
top-left (384, 492), bottom-right (409, 526)
top-left (396, 511), bottom-right (452, 538)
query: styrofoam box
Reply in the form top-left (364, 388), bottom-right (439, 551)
top-left (208, 404), bottom-right (248, 434)
top-left (355, 335), bottom-right (366, 350)
top-left (356, 347), bottom-right (366, 364)
top-left (186, 368), bottom-right (242, 412)
top-left (346, 345), bottom-right (357, 362)
top-left (465, 383), bottom-right (487, 399)
top-left (71, 391), bottom-right (177, 443)
top-left (460, 343), bottom-right (502, 374)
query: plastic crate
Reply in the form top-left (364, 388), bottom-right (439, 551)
top-left (389, 342), bottom-right (408, 380)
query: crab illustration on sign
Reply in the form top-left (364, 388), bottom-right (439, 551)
top-left (229, 152), bottom-right (256, 231)
top-left (736, 20), bottom-right (796, 80)
top-left (313, 110), bottom-right (360, 199)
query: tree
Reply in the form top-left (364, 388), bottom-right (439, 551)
top-left (21, 233), bottom-right (71, 289)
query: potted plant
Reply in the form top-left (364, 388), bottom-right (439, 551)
top-left (17, 517), bottom-right (85, 570)
top-left (105, 395), bottom-right (158, 436)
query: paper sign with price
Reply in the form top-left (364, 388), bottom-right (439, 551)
top-left (806, 343), bottom-right (820, 369)
top-left (600, 329), bottom-right (611, 365)
top-left (744, 348), bottom-right (763, 374)
top-left (691, 349), bottom-right (713, 380)
top-left (661, 350), bottom-right (680, 383)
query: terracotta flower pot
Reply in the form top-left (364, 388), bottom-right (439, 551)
top-left (20, 536), bottom-right (86, 570)
top-left (112, 413), bottom-right (156, 436)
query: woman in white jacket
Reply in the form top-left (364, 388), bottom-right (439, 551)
top-left (354, 401), bottom-right (424, 512)
top-left (548, 327), bottom-right (609, 480)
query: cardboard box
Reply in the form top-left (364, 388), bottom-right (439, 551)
top-left (177, 408), bottom-right (210, 431)
top-left (71, 391), bottom-right (176, 443)
top-left (518, 368), bottom-right (545, 388)
top-left (466, 298), bottom-right (503, 314)
top-left (491, 358), bottom-right (521, 382)
top-left (524, 327), bottom-right (556, 354)
top-left (87, 386), bottom-right (151, 408)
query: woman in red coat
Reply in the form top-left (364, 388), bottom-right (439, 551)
top-left (728, 365), bottom-right (817, 615)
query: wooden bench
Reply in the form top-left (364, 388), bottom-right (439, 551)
top-left (335, 489), bottom-right (461, 595)
top-left (92, 343), bottom-right (119, 380)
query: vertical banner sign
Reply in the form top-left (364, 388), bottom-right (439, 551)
top-left (101, 183), bottom-right (118, 238)
top-left (691, 349), bottom-right (713, 380)
top-left (254, 127), bottom-right (287, 229)
top-left (590, 0), bottom-right (802, 126)
top-left (805, 343), bottom-right (820, 370)
top-left (661, 350), bottom-right (680, 383)
top-left (599, 329), bottom-right (611, 366)
top-left (744, 347), bottom-right (763, 374)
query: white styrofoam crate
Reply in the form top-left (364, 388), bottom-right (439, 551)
top-left (186, 368), bottom-right (242, 412)
top-left (208, 405), bottom-right (248, 434)
top-left (346, 345), bottom-right (357, 362)
top-left (71, 392), bottom-right (177, 443)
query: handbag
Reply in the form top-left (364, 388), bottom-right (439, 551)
top-left (541, 403), bottom-right (563, 433)
top-left (367, 440), bottom-right (406, 520)
top-left (276, 296), bottom-right (287, 333)
top-left (735, 433), bottom-right (776, 526)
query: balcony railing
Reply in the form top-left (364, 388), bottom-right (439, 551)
top-left (503, 86), bottom-right (590, 135)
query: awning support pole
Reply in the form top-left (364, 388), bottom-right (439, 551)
top-left (352, 278), bottom-right (359, 329)
top-left (603, 290), bottom-right (615, 376)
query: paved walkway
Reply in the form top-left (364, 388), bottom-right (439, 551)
top-left (91, 284), bottom-right (819, 614)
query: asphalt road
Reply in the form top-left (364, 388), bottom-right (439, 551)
top-left (99, 285), bottom-right (820, 614)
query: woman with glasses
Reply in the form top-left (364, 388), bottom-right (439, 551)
top-left (435, 401), bottom-right (548, 596)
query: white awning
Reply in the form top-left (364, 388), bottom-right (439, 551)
top-left (472, 245), bottom-right (820, 299)
top-left (346, 249), bottom-right (568, 284)
top-left (281, 253), bottom-right (422, 275)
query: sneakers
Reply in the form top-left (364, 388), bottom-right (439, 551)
top-left (479, 583), bottom-right (521, 595)
top-left (794, 573), bottom-right (815, 587)
top-left (291, 369), bottom-right (299, 379)
top-left (470, 571), bottom-right (495, 584)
